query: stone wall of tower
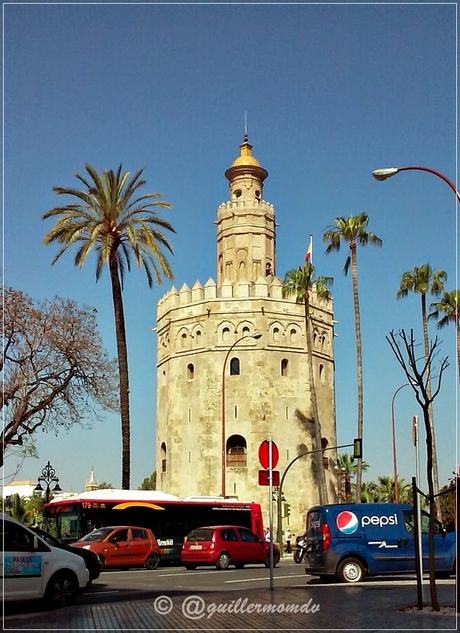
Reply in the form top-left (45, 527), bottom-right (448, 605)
top-left (155, 277), bottom-right (337, 535)
top-left (154, 137), bottom-right (337, 536)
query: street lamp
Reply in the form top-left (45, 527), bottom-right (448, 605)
top-left (221, 332), bottom-right (262, 497)
top-left (390, 384), bottom-right (410, 503)
top-left (372, 166), bottom-right (460, 203)
top-left (34, 461), bottom-right (62, 504)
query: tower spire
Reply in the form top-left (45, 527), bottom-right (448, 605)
top-left (244, 110), bottom-right (248, 142)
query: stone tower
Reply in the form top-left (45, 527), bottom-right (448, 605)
top-left (155, 135), bottom-right (337, 535)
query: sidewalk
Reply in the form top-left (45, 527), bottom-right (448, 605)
top-left (4, 581), bottom-right (456, 631)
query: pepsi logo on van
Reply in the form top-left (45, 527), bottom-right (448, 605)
top-left (336, 511), bottom-right (359, 534)
top-left (336, 510), bottom-right (399, 533)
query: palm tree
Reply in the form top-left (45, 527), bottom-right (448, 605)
top-left (397, 264), bottom-right (446, 515)
top-left (323, 213), bottom-right (382, 501)
top-left (336, 453), bottom-right (369, 502)
top-left (429, 289), bottom-right (459, 382)
top-left (360, 481), bottom-right (381, 503)
top-left (374, 475), bottom-right (411, 503)
top-left (43, 164), bottom-right (175, 489)
top-left (282, 261), bottom-right (333, 504)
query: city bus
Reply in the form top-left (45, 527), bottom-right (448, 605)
top-left (44, 490), bottom-right (264, 562)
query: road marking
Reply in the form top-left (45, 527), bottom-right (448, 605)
top-left (88, 590), bottom-right (121, 595)
top-left (225, 574), bottom-right (307, 584)
top-left (158, 570), bottom-right (238, 577)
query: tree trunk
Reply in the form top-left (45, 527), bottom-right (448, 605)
top-left (109, 252), bottom-right (131, 490)
top-left (456, 323), bottom-right (460, 384)
top-left (423, 403), bottom-right (440, 611)
top-left (304, 294), bottom-right (328, 504)
top-left (350, 244), bottom-right (363, 502)
top-left (421, 294), bottom-right (441, 520)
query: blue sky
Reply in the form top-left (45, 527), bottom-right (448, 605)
top-left (3, 2), bottom-right (457, 493)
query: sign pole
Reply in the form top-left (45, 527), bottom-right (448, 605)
top-left (268, 436), bottom-right (274, 591)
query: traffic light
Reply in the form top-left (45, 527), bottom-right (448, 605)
top-left (353, 438), bottom-right (362, 460)
top-left (283, 502), bottom-right (291, 519)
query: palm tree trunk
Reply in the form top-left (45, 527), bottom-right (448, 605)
top-left (109, 252), bottom-right (131, 490)
top-left (304, 295), bottom-right (328, 504)
top-left (350, 245), bottom-right (363, 502)
top-left (456, 324), bottom-right (460, 384)
top-left (421, 294), bottom-right (441, 520)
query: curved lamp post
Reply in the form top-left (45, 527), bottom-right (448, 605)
top-left (372, 166), bottom-right (460, 203)
top-left (221, 332), bottom-right (262, 497)
top-left (391, 383), bottom-right (410, 503)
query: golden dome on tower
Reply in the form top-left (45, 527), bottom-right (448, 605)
top-left (225, 134), bottom-right (268, 183)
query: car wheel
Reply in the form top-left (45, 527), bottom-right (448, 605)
top-left (185, 564), bottom-right (197, 570)
top-left (145, 554), bottom-right (160, 570)
top-left (44, 571), bottom-right (79, 608)
top-left (216, 552), bottom-right (230, 570)
top-left (98, 555), bottom-right (105, 571)
top-left (264, 553), bottom-right (280, 568)
top-left (337, 557), bottom-right (366, 584)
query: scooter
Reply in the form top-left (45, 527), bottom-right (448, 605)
top-left (293, 534), bottom-right (307, 563)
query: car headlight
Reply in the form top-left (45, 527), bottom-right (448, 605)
top-left (82, 545), bottom-right (92, 550)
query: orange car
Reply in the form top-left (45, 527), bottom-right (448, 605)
top-left (72, 526), bottom-right (161, 570)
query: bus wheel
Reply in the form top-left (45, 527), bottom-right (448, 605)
top-left (44, 571), bottom-right (78, 609)
top-left (145, 554), bottom-right (160, 570)
top-left (216, 552), bottom-right (230, 570)
top-left (337, 557), bottom-right (365, 583)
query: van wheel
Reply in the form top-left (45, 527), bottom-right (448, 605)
top-left (337, 557), bottom-right (365, 583)
top-left (216, 552), bottom-right (230, 570)
top-left (44, 571), bottom-right (78, 608)
top-left (145, 554), bottom-right (160, 570)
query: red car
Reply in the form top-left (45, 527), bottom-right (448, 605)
top-left (72, 526), bottom-right (161, 570)
top-left (181, 525), bottom-right (280, 570)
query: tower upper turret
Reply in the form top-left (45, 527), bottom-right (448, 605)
top-left (217, 136), bottom-right (275, 286)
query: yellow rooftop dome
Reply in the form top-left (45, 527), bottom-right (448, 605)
top-left (230, 139), bottom-right (262, 168)
top-left (225, 135), bottom-right (268, 182)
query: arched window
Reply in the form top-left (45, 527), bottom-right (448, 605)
top-left (181, 332), bottom-right (187, 348)
top-left (187, 363), bottom-right (195, 380)
top-left (222, 327), bottom-right (230, 343)
top-left (230, 357), bottom-right (240, 375)
top-left (160, 442), bottom-right (167, 473)
top-left (242, 326), bottom-right (250, 336)
top-left (281, 358), bottom-right (289, 376)
top-left (226, 434), bottom-right (247, 467)
top-left (273, 327), bottom-right (280, 342)
top-left (290, 328), bottom-right (297, 343)
top-left (319, 364), bottom-right (325, 384)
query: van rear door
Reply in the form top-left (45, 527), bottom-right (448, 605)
top-left (305, 509), bottom-right (324, 567)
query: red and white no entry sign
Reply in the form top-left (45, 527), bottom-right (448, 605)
top-left (258, 440), bottom-right (279, 470)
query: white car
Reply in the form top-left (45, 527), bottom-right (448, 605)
top-left (1, 513), bottom-right (89, 607)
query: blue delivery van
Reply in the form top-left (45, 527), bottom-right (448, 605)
top-left (304, 503), bottom-right (455, 583)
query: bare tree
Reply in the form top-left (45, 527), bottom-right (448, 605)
top-left (386, 329), bottom-right (448, 611)
top-left (1, 288), bottom-right (117, 464)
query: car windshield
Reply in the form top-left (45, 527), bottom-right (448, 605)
top-left (80, 527), bottom-right (113, 542)
top-left (32, 528), bottom-right (60, 547)
top-left (187, 528), bottom-right (214, 542)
